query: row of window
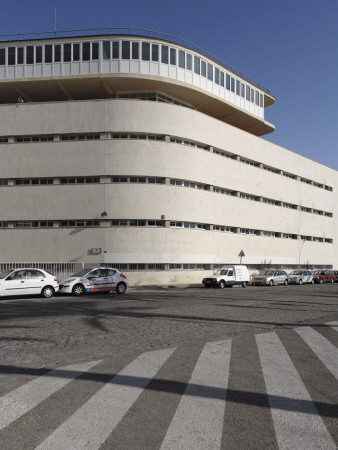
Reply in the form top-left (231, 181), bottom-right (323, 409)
top-left (0, 39), bottom-right (264, 107)
top-left (0, 130), bottom-right (333, 192)
top-left (117, 92), bottom-right (194, 109)
top-left (0, 175), bottom-right (332, 217)
top-left (0, 220), bottom-right (332, 243)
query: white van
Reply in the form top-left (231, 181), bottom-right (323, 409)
top-left (202, 265), bottom-right (250, 288)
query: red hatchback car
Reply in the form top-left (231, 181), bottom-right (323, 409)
top-left (313, 270), bottom-right (336, 284)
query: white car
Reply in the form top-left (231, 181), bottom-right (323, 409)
top-left (58, 267), bottom-right (128, 296)
top-left (0, 268), bottom-right (59, 298)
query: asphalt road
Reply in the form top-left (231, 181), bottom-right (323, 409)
top-left (0, 283), bottom-right (337, 449)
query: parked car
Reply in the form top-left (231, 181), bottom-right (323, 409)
top-left (58, 267), bottom-right (128, 295)
top-left (202, 265), bottom-right (250, 288)
top-left (334, 270), bottom-right (338, 282)
top-left (254, 270), bottom-right (289, 286)
top-left (0, 268), bottom-right (59, 298)
top-left (313, 270), bottom-right (336, 284)
top-left (288, 270), bottom-right (314, 285)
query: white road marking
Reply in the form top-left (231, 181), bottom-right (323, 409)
top-left (0, 360), bottom-right (102, 431)
top-left (326, 321), bottom-right (338, 332)
top-left (160, 340), bottom-right (231, 450)
top-left (36, 347), bottom-right (175, 450)
top-left (256, 332), bottom-right (336, 450)
top-left (295, 327), bottom-right (338, 380)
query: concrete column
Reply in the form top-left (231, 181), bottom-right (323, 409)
top-left (164, 135), bottom-right (170, 143)
top-left (8, 136), bottom-right (15, 143)
top-left (54, 135), bottom-right (61, 142)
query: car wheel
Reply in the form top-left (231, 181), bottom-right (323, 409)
top-left (242, 281), bottom-right (247, 288)
top-left (219, 280), bottom-right (225, 289)
top-left (41, 286), bottom-right (54, 298)
top-left (319, 279), bottom-right (324, 284)
top-left (284, 279), bottom-right (288, 286)
top-left (116, 282), bottom-right (127, 294)
top-left (72, 284), bottom-right (85, 296)
top-left (298, 279), bottom-right (303, 285)
top-left (311, 279), bottom-right (314, 284)
top-left (269, 279), bottom-right (274, 287)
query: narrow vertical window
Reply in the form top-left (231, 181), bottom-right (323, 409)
top-left (220, 71), bottom-right (224, 87)
top-left (54, 45), bottom-right (61, 62)
top-left (35, 46), bottom-right (42, 63)
top-left (91, 42), bottom-right (99, 60)
top-left (45, 45), bottom-right (52, 63)
top-left (122, 41), bottom-right (130, 59)
top-left (194, 56), bottom-right (200, 74)
top-left (186, 53), bottom-right (192, 70)
top-left (103, 41), bottom-right (111, 59)
top-left (246, 85), bottom-right (250, 100)
top-left (207, 63), bottom-right (213, 81)
top-left (161, 45), bottom-right (168, 63)
top-left (8, 47), bottom-right (15, 65)
top-left (132, 42), bottom-right (139, 59)
top-left (17, 47), bottom-right (24, 64)
top-left (230, 77), bottom-right (235, 92)
top-left (82, 42), bottom-right (90, 61)
top-left (240, 82), bottom-right (245, 97)
top-left (201, 60), bottom-right (206, 77)
top-left (26, 46), bottom-right (34, 64)
top-left (151, 44), bottom-right (158, 61)
top-left (215, 67), bottom-right (220, 84)
top-left (260, 93), bottom-right (264, 107)
top-left (251, 88), bottom-right (254, 102)
top-left (112, 41), bottom-right (119, 59)
top-left (226, 73), bottom-right (230, 90)
top-left (142, 42), bottom-right (150, 61)
top-left (255, 90), bottom-right (259, 105)
top-left (236, 80), bottom-right (240, 95)
top-left (178, 49), bottom-right (185, 68)
top-left (0, 48), bottom-right (5, 65)
top-left (170, 48), bottom-right (176, 65)
top-left (63, 43), bottom-right (71, 62)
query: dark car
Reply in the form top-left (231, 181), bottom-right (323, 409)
top-left (333, 270), bottom-right (338, 282)
top-left (313, 270), bottom-right (336, 284)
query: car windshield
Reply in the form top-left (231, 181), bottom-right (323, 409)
top-left (313, 270), bottom-right (323, 275)
top-left (261, 271), bottom-right (274, 276)
top-left (214, 269), bottom-right (228, 276)
top-left (0, 269), bottom-right (14, 279)
top-left (71, 268), bottom-right (92, 277)
top-left (289, 270), bottom-right (302, 275)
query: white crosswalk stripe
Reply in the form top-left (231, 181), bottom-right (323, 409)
top-left (35, 348), bottom-right (175, 450)
top-left (256, 331), bottom-right (336, 450)
top-left (0, 359), bottom-right (102, 431)
top-left (0, 324), bottom-right (337, 449)
top-left (160, 340), bottom-right (231, 450)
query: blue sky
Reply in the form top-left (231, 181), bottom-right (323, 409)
top-left (1, 0), bottom-right (337, 170)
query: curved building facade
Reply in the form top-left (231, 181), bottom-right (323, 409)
top-left (0, 30), bottom-right (337, 284)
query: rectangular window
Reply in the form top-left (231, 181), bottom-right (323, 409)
top-left (194, 55), bottom-right (200, 74)
top-left (246, 85), bottom-right (250, 100)
top-left (82, 42), bottom-right (90, 61)
top-left (215, 67), bottom-right (220, 84)
top-left (170, 47), bottom-right (176, 65)
top-left (207, 63), bottom-right (213, 81)
top-left (220, 71), bottom-right (224, 87)
top-left (251, 88), bottom-right (254, 102)
top-left (122, 41), bottom-right (130, 59)
top-left (226, 73), bottom-right (230, 90)
top-left (240, 82), bottom-right (245, 97)
top-left (255, 90), bottom-right (259, 105)
top-left (142, 42), bottom-right (150, 61)
top-left (161, 45), bottom-right (168, 63)
top-left (63, 43), bottom-right (71, 62)
top-left (132, 42), bottom-right (139, 59)
top-left (0, 48), bottom-right (5, 65)
top-left (260, 93), bottom-right (264, 107)
top-left (73, 43), bottom-right (80, 61)
top-left (230, 77), bottom-right (235, 92)
top-left (186, 53), bottom-right (192, 70)
top-left (54, 45), bottom-right (61, 62)
top-left (17, 47), bottom-right (24, 64)
top-left (112, 41), bottom-right (119, 59)
top-left (45, 45), bottom-right (52, 63)
top-left (151, 43), bottom-right (158, 61)
top-left (26, 46), bottom-right (34, 64)
top-left (201, 60), bottom-right (206, 77)
top-left (103, 41), bottom-right (111, 59)
top-left (8, 47), bottom-right (15, 65)
top-left (178, 49), bottom-right (185, 68)
top-left (236, 79), bottom-right (240, 95)
top-left (35, 46), bottom-right (42, 63)
top-left (91, 42), bottom-right (99, 60)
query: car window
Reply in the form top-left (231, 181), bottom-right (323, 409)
top-left (228, 270), bottom-right (233, 276)
top-left (107, 269), bottom-right (116, 276)
top-left (10, 270), bottom-right (26, 280)
top-left (28, 270), bottom-right (44, 278)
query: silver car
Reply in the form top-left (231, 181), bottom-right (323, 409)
top-left (254, 270), bottom-right (289, 286)
top-left (288, 270), bottom-right (314, 285)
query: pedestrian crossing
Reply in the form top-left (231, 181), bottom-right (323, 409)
top-left (0, 322), bottom-right (337, 449)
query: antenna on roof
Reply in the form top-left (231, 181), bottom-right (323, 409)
top-left (54, 7), bottom-right (57, 37)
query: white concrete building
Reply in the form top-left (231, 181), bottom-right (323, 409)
top-left (0, 29), bottom-right (336, 284)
